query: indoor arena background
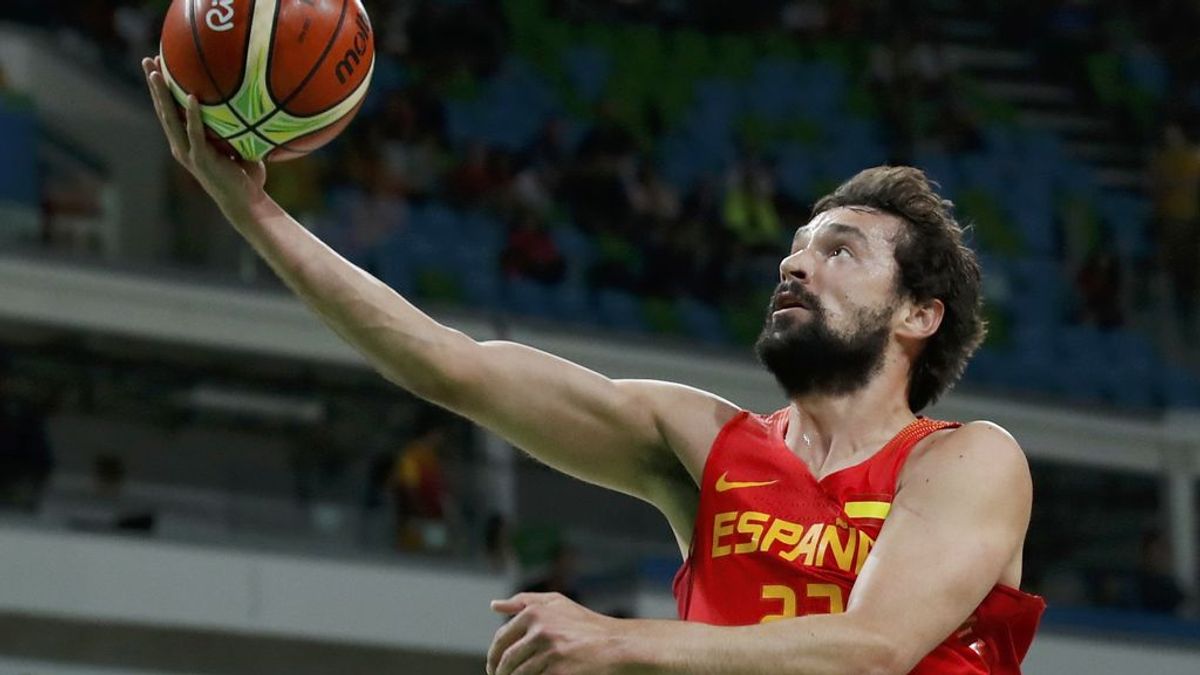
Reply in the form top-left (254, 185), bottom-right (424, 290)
top-left (0, 1), bottom-right (1198, 673)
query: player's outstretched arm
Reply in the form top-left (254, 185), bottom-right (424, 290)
top-left (142, 57), bottom-right (734, 507)
top-left (487, 422), bottom-right (1033, 675)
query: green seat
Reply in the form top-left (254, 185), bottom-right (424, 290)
top-left (642, 297), bottom-right (682, 335)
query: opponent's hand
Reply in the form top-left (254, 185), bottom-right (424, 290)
top-left (142, 55), bottom-right (267, 217)
top-left (487, 592), bottom-right (628, 675)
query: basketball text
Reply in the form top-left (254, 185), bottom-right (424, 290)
top-left (334, 11), bottom-right (371, 85)
top-left (205, 0), bottom-right (235, 32)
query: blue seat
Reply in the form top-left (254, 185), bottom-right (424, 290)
top-left (564, 46), bottom-right (611, 103)
top-left (913, 151), bottom-right (960, 198)
top-left (1163, 370), bottom-right (1200, 408)
top-left (0, 101), bottom-right (38, 207)
top-left (964, 347), bottom-right (1003, 387)
top-left (504, 278), bottom-right (556, 318)
top-left (596, 290), bottom-right (646, 332)
top-left (379, 234), bottom-right (416, 297)
top-left (677, 297), bottom-right (727, 345)
top-left (444, 99), bottom-right (478, 148)
top-left (776, 143), bottom-right (816, 202)
top-left (553, 281), bottom-right (594, 324)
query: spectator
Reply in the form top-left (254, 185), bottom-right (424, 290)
top-left (378, 90), bottom-right (443, 200)
top-left (484, 512), bottom-right (519, 576)
top-left (527, 118), bottom-right (573, 176)
top-left (338, 151), bottom-right (408, 276)
top-left (447, 142), bottom-right (500, 205)
top-left (0, 356), bottom-right (54, 513)
top-left (266, 156), bottom-right (325, 223)
top-left (68, 454), bottom-right (156, 533)
top-left (1149, 123), bottom-right (1200, 341)
top-left (722, 159), bottom-right (782, 251)
top-left (1133, 528), bottom-right (1186, 615)
top-left (511, 161), bottom-right (558, 217)
top-left (1075, 244), bottom-right (1124, 328)
top-left (389, 410), bottom-right (453, 552)
top-left (520, 542), bottom-right (583, 604)
top-left (501, 212), bottom-right (567, 286)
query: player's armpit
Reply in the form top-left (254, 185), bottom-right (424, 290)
top-left (443, 340), bottom-right (740, 504)
top-left (841, 421), bottom-right (1033, 672)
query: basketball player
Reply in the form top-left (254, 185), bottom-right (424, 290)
top-left (144, 56), bottom-right (1044, 674)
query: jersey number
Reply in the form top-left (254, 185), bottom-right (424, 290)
top-left (760, 583), bottom-right (845, 622)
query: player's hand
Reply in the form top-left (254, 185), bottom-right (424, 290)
top-left (142, 55), bottom-right (267, 218)
top-left (488, 592), bottom-right (628, 675)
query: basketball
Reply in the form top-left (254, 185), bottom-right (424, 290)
top-left (158, 0), bottom-right (375, 162)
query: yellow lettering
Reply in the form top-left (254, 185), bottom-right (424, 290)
top-left (760, 585), bottom-right (797, 623)
top-left (854, 529), bottom-right (876, 573)
top-left (817, 524), bottom-right (857, 572)
top-left (712, 511), bottom-right (738, 558)
top-left (783, 523), bottom-right (822, 563)
top-left (807, 583), bottom-right (845, 614)
top-left (735, 511), bottom-right (771, 554)
top-left (760, 517), bottom-right (804, 554)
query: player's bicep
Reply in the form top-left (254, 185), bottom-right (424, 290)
top-left (447, 340), bottom-right (731, 499)
top-left (843, 423), bottom-right (1032, 671)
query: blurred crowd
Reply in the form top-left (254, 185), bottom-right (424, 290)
top-left (4, 0), bottom-right (1200, 348)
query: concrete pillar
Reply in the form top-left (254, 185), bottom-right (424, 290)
top-left (1163, 411), bottom-right (1200, 601)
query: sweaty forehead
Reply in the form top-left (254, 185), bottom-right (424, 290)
top-left (794, 206), bottom-right (906, 245)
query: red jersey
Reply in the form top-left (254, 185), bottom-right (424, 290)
top-left (673, 409), bottom-right (1045, 674)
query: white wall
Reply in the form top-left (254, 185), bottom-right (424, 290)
top-left (0, 524), bottom-right (508, 656)
top-left (1022, 633), bottom-right (1200, 675)
top-left (0, 657), bottom-right (196, 675)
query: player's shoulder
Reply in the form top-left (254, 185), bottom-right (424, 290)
top-left (905, 419), bottom-right (1030, 487)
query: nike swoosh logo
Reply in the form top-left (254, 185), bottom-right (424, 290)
top-left (715, 472), bottom-right (780, 492)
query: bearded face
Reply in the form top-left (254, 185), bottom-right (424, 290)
top-left (754, 280), bottom-right (894, 399)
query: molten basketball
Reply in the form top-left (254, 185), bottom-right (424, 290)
top-left (159, 0), bottom-right (374, 162)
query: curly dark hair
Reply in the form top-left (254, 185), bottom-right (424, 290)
top-left (811, 166), bottom-right (985, 412)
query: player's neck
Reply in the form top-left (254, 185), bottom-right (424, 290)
top-left (785, 364), bottom-right (915, 476)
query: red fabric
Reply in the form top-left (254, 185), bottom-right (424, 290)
top-left (673, 409), bottom-right (1045, 674)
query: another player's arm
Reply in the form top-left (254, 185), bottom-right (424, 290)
top-left (142, 58), bottom-right (732, 505)
top-left (490, 422), bottom-right (1032, 675)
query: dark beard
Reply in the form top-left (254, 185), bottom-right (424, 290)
top-left (754, 285), bottom-right (892, 399)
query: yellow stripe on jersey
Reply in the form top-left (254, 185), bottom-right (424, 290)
top-left (844, 501), bottom-right (892, 520)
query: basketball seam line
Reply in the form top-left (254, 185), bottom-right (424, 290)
top-left (223, 0), bottom-right (355, 149)
top-left (187, 0), bottom-right (282, 153)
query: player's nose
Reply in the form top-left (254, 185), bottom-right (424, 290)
top-left (779, 248), bottom-right (812, 283)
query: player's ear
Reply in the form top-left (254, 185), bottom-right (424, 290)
top-left (897, 297), bottom-right (943, 341)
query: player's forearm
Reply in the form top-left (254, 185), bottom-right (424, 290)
top-left (616, 614), bottom-right (900, 675)
top-left (223, 190), bottom-right (474, 402)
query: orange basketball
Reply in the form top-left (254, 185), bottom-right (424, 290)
top-left (159, 0), bottom-right (375, 162)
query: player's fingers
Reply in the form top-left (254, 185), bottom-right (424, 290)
top-left (147, 71), bottom-right (189, 160)
top-left (491, 598), bottom-right (526, 614)
top-left (486, 612), bottom-right (531, 675)
top-left (495, 633), bottom-right (549, 675)
top-left (508, 653), bottom-right (550, 675)
top-left (491, 592), bottom-right (556, 614)
top-left (184, 94), bottom-right (208, 162)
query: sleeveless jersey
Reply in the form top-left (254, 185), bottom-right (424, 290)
top-left (673, 409), bottom-right (1045, 674)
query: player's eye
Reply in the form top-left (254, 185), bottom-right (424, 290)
top-left (829, 246), bottom-right (851, 258)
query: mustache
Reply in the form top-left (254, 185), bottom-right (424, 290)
top-left (770, 282), bottom-right (821, 313)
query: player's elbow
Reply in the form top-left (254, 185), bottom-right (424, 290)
top-left (851, 636), bottom-right (910, 675)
